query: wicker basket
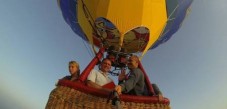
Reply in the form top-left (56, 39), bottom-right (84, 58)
top-left (45, 80), bottom-right (170, 109)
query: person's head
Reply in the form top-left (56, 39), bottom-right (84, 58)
top-left (100, 58), bottom-right (112, 73)
top-left (68, 61), bottom-right (80, 76)
top-left (127, 55), bottom-right (139, 69)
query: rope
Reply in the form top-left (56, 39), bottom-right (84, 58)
top-left (80, 0), bottom-right (108, 49)
top-left (82, 39), bottom-right (94, 58)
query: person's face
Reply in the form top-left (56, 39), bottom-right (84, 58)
top-left (100, 59), bottom-right (112, 73)
top-left (69, 64), bottom-right (79, 76)
top-left (127, 57), bottom-right (138, 69)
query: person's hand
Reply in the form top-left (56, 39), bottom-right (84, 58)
top-left (158, 94), bottom-right (164, 101)
top-left (104, 88), bottom-right (114, 93)
top-left (118, 69), bottom-right (126, 81)
top-left (115, 85), bottom-right (122, 95)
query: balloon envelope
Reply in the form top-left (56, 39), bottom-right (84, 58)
top-left (58, 0), bottom-right (193, 54)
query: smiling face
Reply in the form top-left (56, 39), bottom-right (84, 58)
top-left (127, 55), bottom-right (139, 69)
top-left (100, 59), bottom-right (112, 73)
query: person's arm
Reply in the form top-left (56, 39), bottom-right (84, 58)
top-left (86, 70), bottom-right (113, 93)
top-left (152, 84), bottom-right (162, 95)
top-left (119, 69), bottom-right (140, 93)
top-left (86, 80), bottom-right (113, 93)
top-left (86, 80), bottom-right (102, 89)
top-left (152, 84), bottom-right (164, 101)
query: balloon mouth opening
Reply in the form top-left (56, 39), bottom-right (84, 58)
top-left (93, 17), bottom-right (150, 53)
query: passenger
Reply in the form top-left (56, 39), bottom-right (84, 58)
top-left (86, 58), bottom-right (115, 92)
top-left (115, 55), bottom-right (145, 96)
top-left (62, 61), bottom-right (80, 81)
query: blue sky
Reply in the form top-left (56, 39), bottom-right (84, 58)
top-left (0, 0), bottom-right (227, 109)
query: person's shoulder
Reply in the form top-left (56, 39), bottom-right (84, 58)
top-left (61, 75), bottom-right (71, 80)
top-left (133, 68), bottom-right (144, 76)
top-left (133, 68), bottom-right (142, 72)
top-left (91, 69), bottom-right (98, 73)
top-left (89, 69), bottom-right (99, 75)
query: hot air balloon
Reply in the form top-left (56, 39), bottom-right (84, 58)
top-left (45, 0), bottom-right (193, 109)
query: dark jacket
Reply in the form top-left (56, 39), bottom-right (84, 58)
top-left (119, 68), bottom-right (145, 95)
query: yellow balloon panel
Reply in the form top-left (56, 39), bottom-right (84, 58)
top-left (77, 0), bottom-right (167, 54)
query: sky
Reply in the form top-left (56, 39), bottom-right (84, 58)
top-left (0, 0), bottom-right (227, 109)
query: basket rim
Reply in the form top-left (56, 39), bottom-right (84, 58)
top-left (57, 79), bottom-right (170, 105)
